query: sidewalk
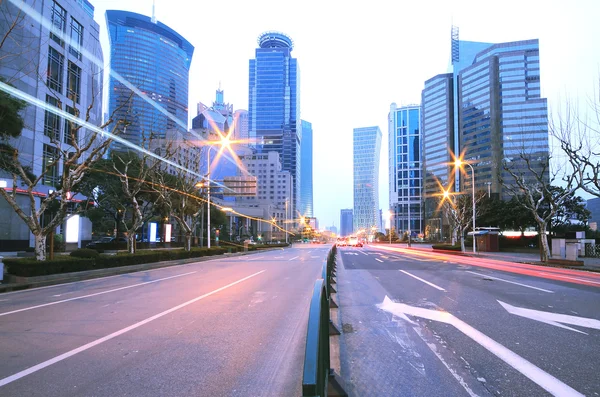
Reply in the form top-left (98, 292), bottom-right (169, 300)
top-left (372, 243), bottom-right (600, 273)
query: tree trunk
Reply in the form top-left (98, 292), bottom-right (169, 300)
top-left (127, 234), bottom-right (136, 254)
top-left (185, 233), bottom-right (192, 251)
top-left (460, 228), bottom-right (466, 252)
top-left (34, 233), bottom-right (46, 261)
top-left (539, 226), bottom-right (550, 262)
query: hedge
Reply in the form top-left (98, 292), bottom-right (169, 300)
top-left (432, 244), bottom-right (462, 251)
top-left (4, 247), bottom-right (229, 277)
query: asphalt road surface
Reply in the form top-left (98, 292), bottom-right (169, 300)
top-left (0, 245), bottom-right (328, 396)
top-left (336, 244), bottom-right (600, 397)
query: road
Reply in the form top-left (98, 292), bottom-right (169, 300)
top-left (0, 245), bottom-right (328, 396)
top-left (336, 245), bottom-right (600, 397)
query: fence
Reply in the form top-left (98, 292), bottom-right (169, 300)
top-left (302, 245), bottom-right (346, 397)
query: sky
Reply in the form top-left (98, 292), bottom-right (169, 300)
top-left (91, 0), bottom-right (600, 229)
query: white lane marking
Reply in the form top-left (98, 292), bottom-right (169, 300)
top-left (499, 300), bottom-right (600, 334)
top-left (0, 271), bottom-right (197, 317)
top-left (0, 270), bottom-right (266, 388)
top-left (466, 271), bottom-right (554, 293)
top-left (311, 256), bottom-right (320, 259)
top-left (399, 270), bottom-right (446, 291)
top-left (538, 272), bottom-right (600, 285)
top-left (378, 296), bottom-right (584, 397)
top-left (288, 256), bottom-right (299, 261)
top-left (375, 258), bottom-right (384, 263)
top-left (360, 251), bottom-right (369, 256)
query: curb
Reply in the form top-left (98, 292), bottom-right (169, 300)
top-left (0, 248), bottom-right (283, 293)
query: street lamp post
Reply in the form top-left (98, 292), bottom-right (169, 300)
top-left (455, 159), bottom-right (476, 253)
top-left (207, 148), bottom-right (211, 249)
top-left (285, 199), bottom-right (288, 244)
top-left (387, 210), bottom-right (393, 244)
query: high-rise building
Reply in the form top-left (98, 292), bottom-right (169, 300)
top-left (587, 198), bottom-right (600, 228)
top-left (421, 29), bottom-right (549, 238)
top-left (340, 209), bottom-right (353, 237)
top-left (422, 74), bottom-right (454, 240)
top-left (300, 120), bottom-right (313, 218)
top-left (248, 31), bottom-right (300, 218)
top-left (0, 0), bottom-right (102, 249)
top-left (353, 126), bottom-right (382, 233)
top-left (106, 10), bottom-right (194, 148)
top-left (388, 104), bottom-right (422, 236)
top-left (234, 109), bottom-right (249, 141)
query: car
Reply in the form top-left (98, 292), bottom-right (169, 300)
top-left (348, 236), bottom-right (362, 247)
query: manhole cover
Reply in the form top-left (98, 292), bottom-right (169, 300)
top-left (342, 323), bottom-right (354, 333)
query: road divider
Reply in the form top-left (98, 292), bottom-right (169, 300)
top-left (302, 245), bottom-right (347, 397)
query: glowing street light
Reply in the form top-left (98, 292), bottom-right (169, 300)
top-left (454, 158), bottom-right (476, 253)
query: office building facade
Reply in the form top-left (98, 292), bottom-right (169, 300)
top-left (0, 0), bottom-right (102, 249)
top-left (234, 109), bottom-right (249, 141)
top-left (106, 10), bottom-right (194, 148)
top-left (300, 120), bottom-right (313, 218)
top-left (388, 104), bottom-right (422, 236)
top-left (248, 31), bottom-right (300, 218)
top-left (421, 74), bottom-right (454, 240)
top-left (340, 209), bottom-right (353, 237)
top-left (353, 126), bottom-right (382, 233)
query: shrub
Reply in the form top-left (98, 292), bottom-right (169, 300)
top-left (432, 244), bottom-right (462, 251)
top-left (4, 257), bottom-right (95, 277)
top-left (70, 248), bottom-right (100, 259)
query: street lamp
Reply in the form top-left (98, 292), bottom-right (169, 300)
top-left (455, 158), bottom-right (476, 253)
top-left (199, 136), bottom-right (232, 249)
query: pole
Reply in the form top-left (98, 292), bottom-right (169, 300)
top-left (207, 148), bottom-right (211, 249)
top-left (469, 164), bottom-right (476, 254)
top-left (407, 200), bottom-right (411, 248)
top-left (285, 199), bottom-right (288, 244)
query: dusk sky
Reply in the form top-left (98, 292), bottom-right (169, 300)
top-left (93, 0), bottom-right (600, 229)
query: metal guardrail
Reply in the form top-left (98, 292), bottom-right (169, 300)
top-left (302, 245), bottom-right (346, 397)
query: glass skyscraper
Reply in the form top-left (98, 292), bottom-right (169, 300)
top-left (421, 29), bottom-right (549, 236)
top-left (300, 120), bottom-right (313, 217)
top-left (248, 32), bottom-right (300, 217)
top-left (458, 39), bottom-right (548, 198)
top-left (353, 126), bottom-right (382, 233)
top-left (340, 209), bottom-right (353, 237)
top-left (106, 10), bottom-right (194, 148)
top-left (388, 104), bottom-right (422, 235)
top-left (422, 74), bottom-right (454, 240)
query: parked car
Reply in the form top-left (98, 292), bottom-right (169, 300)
top-left (86, 237), bottom-right (127, 249)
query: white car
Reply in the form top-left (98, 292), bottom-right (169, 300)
top-left (347, 236), bottom-right (359, 247)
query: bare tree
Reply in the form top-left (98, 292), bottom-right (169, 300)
top-left (108, 135), bottom-right (171, 254)
top-left (552, 91), bottom-right (600, 198)
top-left (152, 144), bottom-right (205, 251)
top-left (502, 152), bottom-right (581, 262)
top-left (442, 191), bottom-right (486, 252)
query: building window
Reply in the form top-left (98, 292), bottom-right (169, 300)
top-left (69, 18), bottom-right (83, 60)
top-left (64, 105), bottom-right (79, 145)
top-left (43, 144), bottom-right (59, 186)
top-left (47, 46), bottom-right (64, 92)
top-left (67, 61), bottom-right (81, 103)
top-left (50, 1), bottom-right (66, 46)
top-left (44, 95), bottom-right (61, 141)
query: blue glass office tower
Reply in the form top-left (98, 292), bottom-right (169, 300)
top-left (340, 209), bottom-right (353, 237)
top-left (249, 32), bottom-right (300, 216)
top-left (353, 126), bottom-right (382, 233)
top-left (300, 120), bottom-right (313, 217)
top-left (106, 10), bottom-right (194, 148)
top-left (422, 28), bottom-right (549, 208)
top-left (388, 104), bottom-right (422, 235)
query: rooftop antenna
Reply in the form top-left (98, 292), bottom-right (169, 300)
top-left (151, 0), bottom-right (157, 24)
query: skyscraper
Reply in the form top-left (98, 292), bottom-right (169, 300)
top-left (248, 31), bottom-right (300, 217)
top-left (422, 74), bottom-right (454, 240)
top-left (421, 29), bottom-right (549, 238)
top-left (388, 104), bottom-right (422, 236)
top-left (233, 109), bottom-right (249, 141)
top-left (353, 126), bottom-right (382, 233)
top-left (0, 0), bottom-right (102, 249)
top-left (300, 120), bottom-right (313, 218)
top-left (340, 209), bottom-right (353, 237)
top-left (106, 10), bottom-right (194, 148)
top-left (457, 39), bottom-right (548, 197)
